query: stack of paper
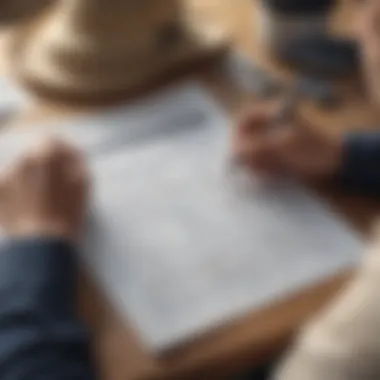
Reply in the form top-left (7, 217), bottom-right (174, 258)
top-left (0, 82), bottom-right (363, 351)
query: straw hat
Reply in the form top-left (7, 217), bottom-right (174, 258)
top-left (8, 0), bottom-right (225, 103)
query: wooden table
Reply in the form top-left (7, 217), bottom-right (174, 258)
top-left (2, 1), bottom-right (380, 379)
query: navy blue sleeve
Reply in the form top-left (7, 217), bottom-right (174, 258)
top-left (339, 131), bottom-right (380, 195)
top-left (0, 238), bottom-right (95, 380)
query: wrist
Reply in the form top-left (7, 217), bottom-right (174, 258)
top-left (6, 221), bottom-right (78, 245)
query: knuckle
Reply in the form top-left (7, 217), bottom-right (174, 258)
top-left (12, 153), bottom-right (35, 174)
top-left (39, 137), bottom-right (65, 157)
top-left (33, 136), bottom-right (75, 163)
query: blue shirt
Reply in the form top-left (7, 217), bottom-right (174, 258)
top-left (0, 239), bottom-right (95, 380)
top-left (340, 132), bottom-right (380, 194)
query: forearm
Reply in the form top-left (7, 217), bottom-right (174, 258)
top-left (0, 238), bottom-right (95, 380)
top-left (339, 131), bottom-right (380, 195)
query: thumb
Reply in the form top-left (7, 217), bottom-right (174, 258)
top-left (265, 126), bottom-right (305, 172)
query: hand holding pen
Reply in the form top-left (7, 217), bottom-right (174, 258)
top-left (232, 88), bottom-right (342, 181)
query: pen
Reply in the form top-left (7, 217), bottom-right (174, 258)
top-left (270, 85), bottom-right (300, 129)
top-left (228, 84), bottom-right (300, 174)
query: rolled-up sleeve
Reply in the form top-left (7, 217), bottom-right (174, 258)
top-left (0, 238), bottom-right (95, 380)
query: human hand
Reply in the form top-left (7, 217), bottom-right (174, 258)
top-left (232, 105), bottom-right (342, 181)
top-left (0, 137), bottom-right (89, 243)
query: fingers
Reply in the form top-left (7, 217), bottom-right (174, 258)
top-left (0, 135), bottom-right (88, 195)
top-left (29, 136), bottom-right (80, 167)
top-left (0, 135), bottom-right (90, 240)
top-left (235, 103), bottom-right (279, 136)
top-left (233, 103), bottom-right (282, 165)
top-left (233, 101), bottom-right (298, 168)
top-left (258, 127), bottom-right (297, 172)
top-left (205, 96), bottom-right (333, 180)
top-left (28, 136), bottom-right (85, 176)
top-left (235, 137), bottom-right (271, 168)
top-left (235, 127), bottom-right (296, 175)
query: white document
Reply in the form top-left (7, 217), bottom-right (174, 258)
top-left (0, 82), bottom-right (363, 351)
top-left (0, 76), bottom-right (28, 114)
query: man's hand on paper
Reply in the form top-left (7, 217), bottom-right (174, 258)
top-left (232, 105), bottom-right (342, 180)
top-left (0, 137), bottom-right (89, 242)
